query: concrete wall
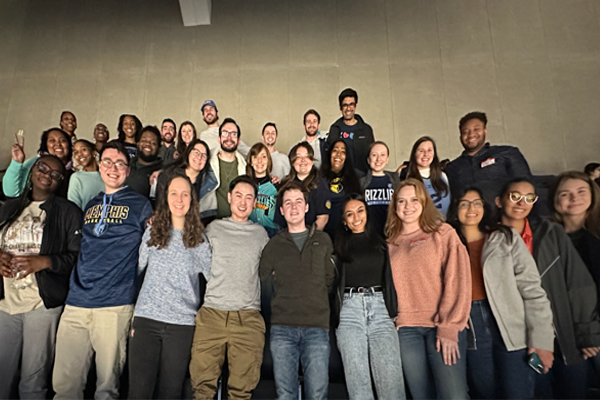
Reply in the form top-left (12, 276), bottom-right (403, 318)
top-left (1, 0), bottom-right (600, 174)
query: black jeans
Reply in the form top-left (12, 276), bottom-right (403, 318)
top-left (128, 316), bottom-right (195, 399)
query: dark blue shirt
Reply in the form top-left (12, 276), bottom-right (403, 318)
top-left (445, 143), bottom-right (531, 205)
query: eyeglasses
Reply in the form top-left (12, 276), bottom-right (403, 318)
top-left (100, 159), bottom-right (128, 171)
top-left (509, 192), bottom-right (538, 205)
top-left (221, 130), bottom-right (238, 139)
top-left (458, 199), bottom-right (484, 210)
top-left (190, 149), bottom-right (208, 160)
top-left (341, 102), bottom-right (356, 109)
top-left (36, 161), bottom-right (64, 181)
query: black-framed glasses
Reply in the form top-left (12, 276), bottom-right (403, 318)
top-left (221, 130), bottom-right (238, 139)
top-left (36, 161), bottom-right (64, 182)
top-left (458, 199), bottom-right (484, 210)
top-left (509, 192), bottom-right (538, 205)
top-left (100, 159), bottom-right (128, 171)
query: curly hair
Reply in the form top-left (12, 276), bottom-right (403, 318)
top-left (148, 173), bottom-right (205, 249)
top-left (38, 127), bottom-right (73, 163)
top-left (117, 114), bottom-right (142, 143)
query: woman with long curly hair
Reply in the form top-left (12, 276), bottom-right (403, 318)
top-left (116, 114), bottom-right (142, 160)
top-left (128, 174), bottom-right (212, 399)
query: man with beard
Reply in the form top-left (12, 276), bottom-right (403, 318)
top-left (261, 122), bottom-right (290, 180)
top-left (200, 100), bottom-right (250, 156)
top-left (158, 118), bottom-right (177, 166)
top-left (207, 118), bottom-right (247, 219)
top-left (296, 109), bottom-right (326, 169)
top-left (125, 126), bottom-right (163, 204)
top-left (444, 111), bottom-right (532, 205)
top-left (326, 89), bottom-right (374, 174)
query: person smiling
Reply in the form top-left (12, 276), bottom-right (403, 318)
top-left (156, 139), bottom-right (218, 223)
top-left (332, 194), bottom-right (405, 400)
top-left (93, 123), bottom-right (109, 153)
top-left (207, 118), bottom-right (247, 219)
top-left (189, 175), bottom-right (269, 400)
top-left (445, 111), bottom-right (532, 206)
top-left (259, 181), bottom-right (335, 400)
top-left (59, 111), bottom-right (77, 144)
top-left (3, 127), bottom-right (73, 199)
top-left (67, 139), bottom-right (104, 210)
top-left (247, 143), bottom-right (279, 237)
top-left (128, 174), bottom-right (212, 399)
top-left (261, 122), bottom-right (290, 180)
top-left (125, 125), bottom-right (164, 202)
top-left (360, 141), bottom-right (400, 237)
top-left (52, 141), bottom-right (153, 399)
top-left (320, 139), bottom-right (362, 240)
top-left (498, 177), bottom-right (600, 368)
top-left (277, 142), bottom-right (330, 230)
top-left (117, 114), bottom-right (142, 160)
top-left (386, 178), bottom-right (471, 399)
top-left (158, 118), bottom-right (177, 166)
top-left (0, 155), bottom-right (82, 400)
top-left (448, 185), bottom-right (554, 399)
top-left (406, 136), bottom-right (450, 217)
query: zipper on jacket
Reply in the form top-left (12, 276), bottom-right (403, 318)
top-left (540, 256), bottom-right (560, 279)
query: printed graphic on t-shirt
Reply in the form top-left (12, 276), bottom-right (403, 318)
top-left (1, 204), bottom-right (45, 255)
top-left (330, 177), bottom-right (344, 194)
top-left (84, 205), bottom-right (130, 225)
top-left (341, 131), bottom-right (354, 140)
top-left (365, 184), bottom-right (394, 206)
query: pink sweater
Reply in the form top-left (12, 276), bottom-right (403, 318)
top-left (388, 223), bottom-right (472, 342)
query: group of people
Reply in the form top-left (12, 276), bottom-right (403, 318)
top-left (0, 87), bottom-right (599, 400)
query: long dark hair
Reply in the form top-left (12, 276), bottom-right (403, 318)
top-left (117, 114), bottom-right (142, 143)
top-left (406, 136), bottom-right (448, 197)
top-left (0, 155), bottom-right (65, 234)
top-left (320, 139), bottom-right (361, 195)
top-left (282, 142), bottom-right (319, 191)
top-left (176, 121), bottom-right (198, 157)
top-left (38, 128), bottom-right (73, 164)
top-left (334, 193), bottom-right (385, 262)
top-left (447, 186), bottom-right (513, 246)
top-left (148, 173), bottom-right (205, 249)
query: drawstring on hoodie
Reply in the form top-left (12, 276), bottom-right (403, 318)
top-left (93, 193), bottom-right (114, 236)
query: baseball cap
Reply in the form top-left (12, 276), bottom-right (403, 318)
top-left (201, 100), bottom-right (218, 113)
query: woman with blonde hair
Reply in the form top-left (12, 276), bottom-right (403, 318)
top-left (386, 178), bottom-right (471, 399)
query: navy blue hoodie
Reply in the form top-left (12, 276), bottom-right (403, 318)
top-left (67, 186), bottom-right (153, 308)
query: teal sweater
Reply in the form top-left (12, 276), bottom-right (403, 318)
top-left (2, 157), bottom-right (38, 197)
top-left (67, 170), bottom-right (105, 210)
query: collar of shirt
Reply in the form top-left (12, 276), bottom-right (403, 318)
top-left (520, 218), bottom-right (534, 255)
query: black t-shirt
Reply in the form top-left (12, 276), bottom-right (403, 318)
top-left (344, 232), bottom-right (385, 288)
top-left (364, 175), bottom-right (394, 238)
top-left (324, 176), bottom-right (346, 240)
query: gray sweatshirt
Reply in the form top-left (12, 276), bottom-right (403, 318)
top-left (203, 218), bottom-right (269, 311)
top-left (135, 227), bottom-right (212, 326)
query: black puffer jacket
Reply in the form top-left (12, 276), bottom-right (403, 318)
top-left (0, 194), bottom-right (82, 308)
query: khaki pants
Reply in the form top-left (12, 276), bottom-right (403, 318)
top-left (52, 304), bottom-right (133, 400)
top-left (189, 307), bottom-right (265, 400)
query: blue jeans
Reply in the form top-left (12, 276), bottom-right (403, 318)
top-left (397, 326), bottom-right (468, 399)
top-left (270, 325), bottom-right (329, 400)
top-left (468, 300), bottom-right (534, 399)
top-left (336, 292), bottom-right (405, 400)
